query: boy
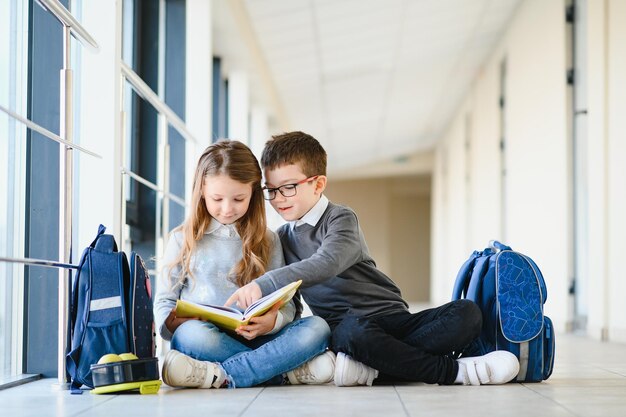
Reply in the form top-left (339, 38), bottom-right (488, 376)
top-left (226, 131), bottom-right (519, 386)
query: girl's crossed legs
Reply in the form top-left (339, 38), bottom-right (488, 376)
top-left (170, 315), bottom-right (331, 387)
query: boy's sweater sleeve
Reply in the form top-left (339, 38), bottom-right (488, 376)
top-left (154, 232), bottom-right (184, 341)
top-left (256, 208), bottom-right (363, 295)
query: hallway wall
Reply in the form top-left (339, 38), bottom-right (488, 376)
top-left (431, 0), bottom-right (626, 342)
top-left (433, 0), bottom-right (569, 331)
top-left (325, 176), bottom-right (431, 303)
top-left (586, 0), bottom-right (626, 341)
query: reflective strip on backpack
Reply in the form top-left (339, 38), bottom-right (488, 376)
top-left (518, 341), bottom-right (529, 381)
top-left (90, 296), bottom-right (122, 311)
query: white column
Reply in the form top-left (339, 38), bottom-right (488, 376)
top-left (227, 71), bottom-right (249, 143)
top-left (77, 1), bottom-right (121, 247)
top-left (249, 106), bottom-right (268, 159)
top-left (585, 0), bottom-right (609, 341)
top-left (606, 0), bottom-right (626, 342)
top-left (249, 107), bottom-right (284, 230)
top-left (185, 0), bottom-right (213, 196)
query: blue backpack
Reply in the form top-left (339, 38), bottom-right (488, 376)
top-left (66, 225), bottom-right (155, 390)
top-left (451, 240), bottom-right (555, 382)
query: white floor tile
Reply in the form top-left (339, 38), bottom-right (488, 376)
top-left (0, 333), bottom-right (624, 417)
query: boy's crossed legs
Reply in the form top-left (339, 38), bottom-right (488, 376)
top-left (331, 300), bottom-right (519, 385)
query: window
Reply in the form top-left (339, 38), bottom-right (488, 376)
top-left (121, 0), bottom-right (187, 274)
top-left (0, 0), bottom-right (29, 381)
top-left (212, 57), bottom-right (229, 141)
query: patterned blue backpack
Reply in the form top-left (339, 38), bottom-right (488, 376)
top-left (452, 240), bottom-right (555, 382)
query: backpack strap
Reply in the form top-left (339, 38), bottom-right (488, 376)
top-left (89, 224), bottom-right (107, 248)
top-left (69, 252), bottom-right (88, 333)
top-left (70, 225), bottom-right (108, 326)
top-left (465, 252), bottom-right (492, 302)
top-left (452, 251), bottom-right (481, 300)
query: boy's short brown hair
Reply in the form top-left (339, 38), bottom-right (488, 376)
top-left (261, 131), bottom-right (327, 177)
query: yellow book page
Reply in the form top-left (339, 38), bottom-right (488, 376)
top-left (243, 280), bottom-right (302, 320)
top-left (175, 300), bottom-right (245, 331)
top-left (175, 280), bottom-right (302, 332)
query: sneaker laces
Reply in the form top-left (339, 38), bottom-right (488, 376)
top-left (291, 363), bottom-right (318, 383)
top-left (184, 358), bottom-right (209, 386)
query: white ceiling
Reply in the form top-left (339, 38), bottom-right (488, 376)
top-left (213, 0), bottom-right (521, 178)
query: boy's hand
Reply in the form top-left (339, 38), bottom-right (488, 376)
top-left (225, 281), bottom-right (262, 309)
top-left (235, 303), bottom-right (281, 340)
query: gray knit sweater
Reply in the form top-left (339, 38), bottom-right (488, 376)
top-left (256, 202), bottom-right (408, 327)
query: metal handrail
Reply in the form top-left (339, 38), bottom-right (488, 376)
top-left (0, 105), bottom-right (102, 159)
top-left (28, 0), bottom-right (98, 389)
top-left (35, 0), bottom-right (99, 51)
top-left (0, 256), bottom-right (78, 270)
top-left (121, 62), bottom-right (198, 145)
top-left (121, 168), bottom-right (187, 208)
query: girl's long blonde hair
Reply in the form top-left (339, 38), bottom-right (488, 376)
top-left (168, 140), bottom-right (272, 288)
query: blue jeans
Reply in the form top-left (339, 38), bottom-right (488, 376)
top-left (170, 315), bottom-right (330, 388)
top-left (331, 300), bottom-right (482, 385)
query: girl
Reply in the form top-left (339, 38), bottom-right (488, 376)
top-left (154, 140), bottom-right (333, 389)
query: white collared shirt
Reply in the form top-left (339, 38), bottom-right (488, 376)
top-left (207, 218), bottom-right (239, 238)
top-left (290, 194), bottom-right (329, 230)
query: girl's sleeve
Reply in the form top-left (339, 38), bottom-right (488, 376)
top-left (267, 301), bottom-right (296, 335)
top-left (267, 230), bottom-right (286, 270)
top-left (154, 232), bottom-right (184, 341)
top-left (264, 230), bottom-right (297, 334)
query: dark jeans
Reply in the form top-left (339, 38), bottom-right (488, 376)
top-left (330, 299), bottom-right (482, 385)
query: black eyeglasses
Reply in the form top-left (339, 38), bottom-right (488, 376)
top-left (262, 176), bottom-right (319, 200)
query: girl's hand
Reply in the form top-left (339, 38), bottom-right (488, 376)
top-left (235, 302), bottom-right (282, 340)
top-left (164, 307), bottom-right (196, 334)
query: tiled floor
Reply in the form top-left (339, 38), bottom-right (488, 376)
top-left (1, 332), bottom-right (625, 417)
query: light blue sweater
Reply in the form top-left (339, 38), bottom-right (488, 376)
top-left (154, 223), bottom-right (291, 340)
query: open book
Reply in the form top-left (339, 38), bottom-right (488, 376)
top-left (175, 280), bottom-right (302, 331)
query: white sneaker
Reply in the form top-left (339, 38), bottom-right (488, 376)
top-left (162, 349), bottom-right (226, 388)
top-left (334, 352), bottom-right (379, 387)
top-left (287, 351), bottom-right (336, 385)
top-left (456, 350), bottom-right (520, 385)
